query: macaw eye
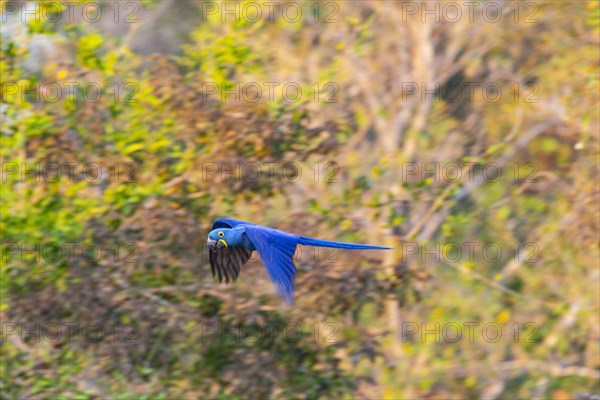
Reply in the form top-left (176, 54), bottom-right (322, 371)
top-left (218, 232), bottom-right (224, 237)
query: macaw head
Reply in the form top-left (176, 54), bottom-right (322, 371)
top-left (207, 228), bottom-right (242, 250)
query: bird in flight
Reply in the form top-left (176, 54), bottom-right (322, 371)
top-left (207, 218), bottom-right (391, 304)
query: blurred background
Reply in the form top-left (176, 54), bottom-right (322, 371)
top-left (1, 0), bottom-right (599, 398)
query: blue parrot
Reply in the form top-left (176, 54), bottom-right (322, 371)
top-left (207, 217), bottom-right (391, 304)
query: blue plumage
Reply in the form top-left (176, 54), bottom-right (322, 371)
top-left (207, 218), bottom-right (391, 304)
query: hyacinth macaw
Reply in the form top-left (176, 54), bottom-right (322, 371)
top-left (207, 217), bottom-right (391, 304)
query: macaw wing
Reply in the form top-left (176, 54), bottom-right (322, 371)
top-left (243, 225), bottom-right (298, 304)
top-left (209, 245), bottom-right (253, 284)
top-left (212, 217), bottom-right (257, 230)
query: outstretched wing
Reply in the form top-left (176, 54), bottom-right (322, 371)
top-left (243, 225), bottom-right (298, 304)
top-left (209, 245), bottom-right (253, 284)
top-left (212, 217), bottom-right (256, 230)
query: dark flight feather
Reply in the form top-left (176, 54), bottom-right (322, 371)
top-left (209, 245), bottom-right (253, 284)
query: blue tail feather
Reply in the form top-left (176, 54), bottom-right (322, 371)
top-left (298, 236), bottom-right (392, 250)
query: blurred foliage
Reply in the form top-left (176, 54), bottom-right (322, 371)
top-left (1, 0), bottom-right (599, 398)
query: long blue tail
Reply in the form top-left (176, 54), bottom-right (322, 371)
top-left (298, 236), bottom-right (392, 250)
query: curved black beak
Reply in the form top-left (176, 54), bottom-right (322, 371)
top-left (207, 238), bottom-right (217, 251)
top-left (207, 238), bottom-right (226, 251)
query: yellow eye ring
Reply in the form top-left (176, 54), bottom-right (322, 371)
top-left (218, 232), bottom-right (224, 237)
